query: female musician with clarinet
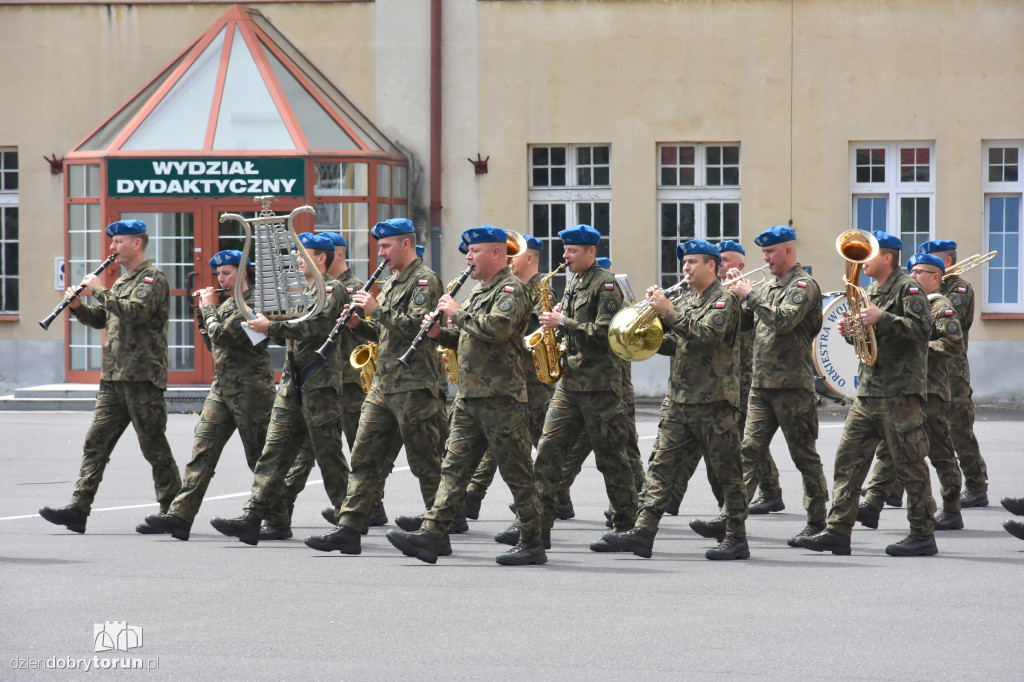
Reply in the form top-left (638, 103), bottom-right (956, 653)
top-left (39, 219), bottom-right (182, 536)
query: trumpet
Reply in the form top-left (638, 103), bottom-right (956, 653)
top-left (836, 229), bottom-right (879, 367)
top-left (722, 263), bottom-right (772, 289)
top-left (349, 342), bottom-right (378, 394)
top-left (607, 274), bottom-right (689, 361)
top-left (943, 250), bottom-right (998, 279)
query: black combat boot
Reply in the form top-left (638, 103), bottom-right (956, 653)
top-left (305, 524), bottom-right (362, 554)
top-left (451, 515), bottom-right (469, 534)
top-left (385, 528), bottom-right (442, 564)
top-left (689, 515), bottom-right (727, 541)
top-left (259, 524), bottom-right (293, 540)
top-left (1004, 519), bottom-right (1024, 540)
top-left (934, 510), bottom-right (964, 531)
top-left (786, 521), bottom-right (827, 547)
top-left (706, 535), bottom-right (750, 560)
top-left (885, 492), bottom-right (903, 508)
top-left (494, 523), bottom-right (520, 546)
top-left (39, 504), bottom-right (87, 534)
top-left (144, 512), bottom-right (192, 541)
top-left (394, 515), bottom-right (424, 532)
top-left (794, 528), bottom-right (852, 555)
top-left (1000, 497), bottom-right (1024, 516)
top-left (210, 511), bottom-right (262, 546)
top-left (555, 498), bottom-right (575, 520)
top-left (496, 540), bottom-right (547, 566)
top-left (960, 490), bottom-right (989, 508)
top-left (885, 534), bottom-right (938, 556)
top-left (601, 527), bottom-right (656, 558)
top-left (321, 506), bottom-right (339, 525)
top-left (665, 495), bottom-right (682, 516)
top-left (856, 502), bottom-right (880, 529)
top-left (367, 502), bottom-right (388, 527)
top-left (748, 496), bottom-right (785, 514)
top-left (464, 490), bottom-right (483, 520)
top-left (135, 518), bottom-right (167, 535)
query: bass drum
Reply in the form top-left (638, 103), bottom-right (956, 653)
top-left (813, 292), bottom-right (861, 403)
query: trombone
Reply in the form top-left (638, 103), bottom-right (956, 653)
top-left (943, 250), bottom-right (998, 279)
top-left (722, 263), bottom-right (772, 289)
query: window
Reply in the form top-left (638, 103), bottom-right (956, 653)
top-left (0, 149), bottom-right (18, 314)
top-left (983, 142), bottom-right (1023, 312)
top-left (850, 142), bottom-right (935, 256)
top-left (657, 143), bottom-right (740, 288)
top-left (529, 145), bottom-right (611, 297)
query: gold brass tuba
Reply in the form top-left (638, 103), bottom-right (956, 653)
top-left (524, 262), bottom-right (567, 385)
top-left (836, 229), bottom-right (879, 367)
top-left (350, 342), bottom-right (378, 394)
top-left (607, 275), bottom-right (690, 361)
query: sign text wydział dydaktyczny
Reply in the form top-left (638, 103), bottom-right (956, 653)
top-left (108, 158), bottom-right (305, 197)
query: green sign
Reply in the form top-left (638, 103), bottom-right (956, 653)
top-left (108, 158), bottom-right (305, 197)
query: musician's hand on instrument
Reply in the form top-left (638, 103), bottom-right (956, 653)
top-left (728, 278), bottom-right (752, 299)
top-left (340, 304), bottom-right (362, 328)
top-left (837, 312), bottom-right (850, 337)
top-left (649, 289), bottom-right (672, 315)
top-left (199, 287), bottom-right (218, 307)
top-left (79, 274), bottom-right (101, 297)
top-left (436, 294), bottom-right (460, 318)
top-left (539, 311), bottom-right (565, 329)
top-left (247, 313), bottom-right (271, 333)
top-left (861, 303), bottom-right (883, 327)
top-left (423, 315), bottom-right (442, 339)
top-left (645, 285), bottom-right (661, 299)
top-left (353, 291), bottom-right (377, 316)
top-left (63, 286), bottom-right (84, 309)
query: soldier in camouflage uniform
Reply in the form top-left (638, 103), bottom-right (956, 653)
top-left (532, 224), bottom-right (639, 544)
top-left (921, 239), bottom-right (988, 508)
top-left (261, 232), bottom-right (386, 540)
top-left (599, 239), bottom-right (749, 560)
top-left (383, 226), bottom-right (546, 565)
top-left (796, 231), bottom-right (938, 557)
top-left (40, 219), bottom-right (181, 535)
top-left (210, 231), bottom-right (350, 546)
top-left (858, 253), bottom-right (966, 531)
top-left (303, 218), bottom-right (448, 556)
top-left (463, 235), bottom-right (555, 519)
top-left (725, 228), bottom-right (829, 547)
top-left (144, 250), bottom-right (276, 541)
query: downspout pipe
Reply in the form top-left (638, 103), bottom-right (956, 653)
top-left (429, 0), bottom-right (442, 274)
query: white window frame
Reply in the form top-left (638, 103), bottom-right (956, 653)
top-left (0, 148), bottom-right (18, 314)
top-left (657, 143), bottom-right (741, 288)
top-left (850, 142), bottom-right (936, 255)
top-left (982, 140), bottom-right (1024, 313)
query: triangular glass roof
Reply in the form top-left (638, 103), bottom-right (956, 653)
top-left (71, 5), bottom-right (402, 159)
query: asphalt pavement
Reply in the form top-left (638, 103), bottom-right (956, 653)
top-left (1, 406), bottom-right (1022, 680)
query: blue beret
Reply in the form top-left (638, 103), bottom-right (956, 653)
top-left (676, 239), bottom-right (721, 263)
top-left (753, 225), bottom-right (795, 247)
top-left (209, 250), bottom-right (249, 270)
top-left (596, 257), bottom-right (612, 269)
top-left (322, 233), bottom-right (347, 248)
top-left (105, 219), bottom-right (147, 237)
top-left (919, 239), bottom-right (957, 254)
top-left (873, 230), bottom-right (902, 251)
top-left (461, 225), bottom-right (508, 245)
top-left (458, 241), bottom-right (469, 255)
top-left (416, 244), bottom-right (425, 257)
top-left (907, 252), bottom-right (945, 274)
top-left (717, 239), bottom-right (745, 255)
top-left (370, 218), bottom-right (415, 240)
top-left (557, 224), bottom-right (602, 245)
top-left (524, 235), bottom-right (544, 252)
top-left (298, 232), bottom-right (334, 252)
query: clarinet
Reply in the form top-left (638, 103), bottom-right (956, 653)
top-left (39, 254), bottom-right (117, 330)
top-left (398, 264), bottom-right (474, 367)
top-left (315, 259), bottom-right (390, 360)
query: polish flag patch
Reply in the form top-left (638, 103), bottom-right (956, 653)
top-left (346, 287), bottom-right (355, 293)
top-left (504, 285), bottom-right (516, 293)
top-left (908, 286), bottom-right (920, 294)
top-left (943, 308), bottom-right (955, 316)
top-left (604, 283), bottom-right (615, 290)
top-left (956, 286), bottom-right (967, 293)
top-left (796, 280), bottom-right (807, 288)
top-left (417, 279), bottom-right (429, 286)
top-left (143, 276), bottom-right (153, 283)
top-left (714, 300), bottom-right (726, 309)
top-left (325, 286), bottom-right (334, 293)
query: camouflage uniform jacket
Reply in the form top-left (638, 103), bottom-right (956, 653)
top-left (558, 264), bottom-right (624, 394)
top-left (197, 288), bottom-right (274, 397)
top-left (436, 266), bottom-right (531, 402)
top-left (741, 264), bottom-right (823, 392)
top-left (353, 257), bottom-right (444, 396)
top-left (71, 259), bottom-right (169, 389)
top-left (522, 271), bottom-right (557, 392)
top-left (335, 269), bottom-right (365, 387)
top-left (939, 275), bottom-right (974, 382)
top-left (266, 274), bottom-right (348, 396)
top-left (660, 278), bottom-right (741, 408)
top-left (852, 269), bottom-right (930, 399)
top-left (924, 293), bottom-right (965, 402)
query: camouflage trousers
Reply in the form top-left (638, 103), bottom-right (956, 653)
top-left (741, 388), bottom-right (828, 522)
top-left (466, 383), bottom-right (552, 499)
top-left (827, 395), bottom-right (936, 537)
top-left (336, 388), bottom-right (446, 532)
top-left (169, 387), bottom-right (275, 523)
top-left (71, 380), bottom-right (180, 515)
top-left (949, 376), bottom-right (988, 493)
top-left (264, 381), bottom-right (364, 527)
top-left (423, 396), bottom-right (542, 542)
top-left (556, 403), bottom-right (645, 506)
top-left (533, 386), bottom-right (638, 532)
top-left (244, 386), bottom-right (349, 518)
top-left (637, 400), bottom-right (748, 539)
top-left (864, 394), bottom-right (962, 513)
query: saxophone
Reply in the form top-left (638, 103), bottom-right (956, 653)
top-left (349, 343), bottom-right (378, 394)
top-left (436, 274), bottom-right (465, 385)
top-left (523, 263), bottom-right (567, 385)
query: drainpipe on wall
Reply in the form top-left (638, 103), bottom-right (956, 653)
top-left (429, 0), bottom-right (443, 275)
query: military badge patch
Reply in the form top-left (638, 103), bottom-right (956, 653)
top-left (952, 296), bottom-right (963, 306)
top-left (793, 293), bottom-right (806, 304)
top-left (143, 276), bottom-right (154, 283)
top-left (911, 300), bottom-right (924, 313)
top-left (498, 299), bottom-right (512, 312)
top-left (605, 299), bottom-right (618, 313)
top-left (908, 286), bottom-right (920, 294)
top-left (956, 286), bottom-right (967, 293)
top-left (943, 308), bottom-right (954, 316)
top-left (346, 287), bottom-right (354, 293)
top-left (947, 321), bottom-right (959, 334)
top-left (136, 288), bottom-right (149, 300)
top-left (604, 283), bottom-right (615, 290)
top-left (712, 313), bottom-right (725, 326)
top-left (325, 286), bottom-right (334, 293)
top-left (714, 301), bottom-right (726, 309)
top-left (413, 293), bottom-right (427, 306)
top-left (417, 279), bottom-right (429, 286)
top-left (504, 285), bottom-right (516, 293)
top-left (796, 280), bottom-right (807, 288)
